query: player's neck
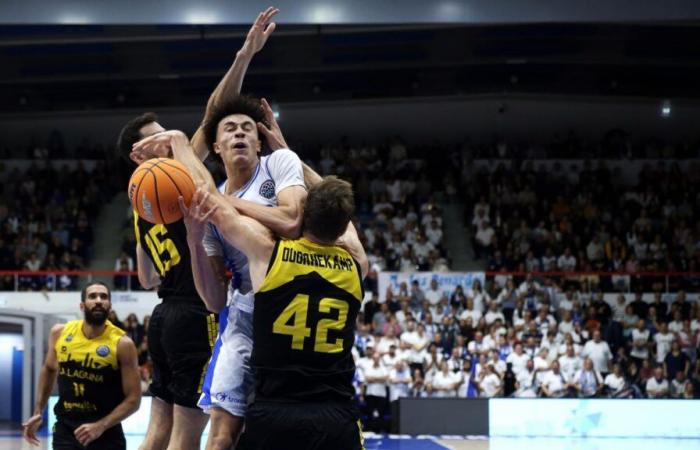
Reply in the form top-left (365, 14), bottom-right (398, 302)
top-left (225, 160), bottom-right (258, 193)
top-left (82, 322), bottom-right (107, 339)
top-left (302, 231), bottom-right (334, 246)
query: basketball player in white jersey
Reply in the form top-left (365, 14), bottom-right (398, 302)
top-left (132, 96), bottom-right (307, 450)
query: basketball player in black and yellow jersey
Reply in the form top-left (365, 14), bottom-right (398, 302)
top-left (182, 176), bottom-right (368, 450)
top-left (22, 282), bottom-right (141, 449)
top-left (115, 9), bottom-right (280, 450)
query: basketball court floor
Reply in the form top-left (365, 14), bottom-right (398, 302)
top-left (2, 432), bottom-right (699, 450)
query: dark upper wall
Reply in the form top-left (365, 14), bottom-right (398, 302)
top-left (1, 94), bottom-right (699, 156)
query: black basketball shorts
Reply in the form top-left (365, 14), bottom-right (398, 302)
top-left (147, 298), bottom-right (217, 408)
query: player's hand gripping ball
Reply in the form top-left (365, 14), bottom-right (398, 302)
top-left (128, 158), bottom-right (195, 224)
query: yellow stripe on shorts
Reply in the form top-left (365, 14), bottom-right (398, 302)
top-left (357, 419), bottom-right (365, 450)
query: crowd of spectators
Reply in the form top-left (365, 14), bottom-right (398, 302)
top-left (354, 277), bottom-right (700, 431)
top-left (465, 160), bottom-right (700, 284)
top-left (106, 311), bottom-right (153, 392)
top-left (0, 161), bottom-right (116, 290)
top-left (302, 137), bottom-right (450, 275)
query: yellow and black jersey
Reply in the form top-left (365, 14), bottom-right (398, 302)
top-left (252, 238), bottom-right (364, 402)
top-left (133, 213), bottom-right (199, 300)
top-left (54, 320), bottom-right (125, 427)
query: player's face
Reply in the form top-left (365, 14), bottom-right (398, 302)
top-left (81, 285), bottom-right (111, 326)
top-left (214, 114), bottom-right (261, 169)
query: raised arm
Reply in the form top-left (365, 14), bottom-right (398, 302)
top-left (191, 7), bottom-right (279, 159)
top-left (74, 337), bottom-right (141, 447)
top-left (23, 324), bottom-right (63, 445)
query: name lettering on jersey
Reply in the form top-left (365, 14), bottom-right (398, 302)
top-left (281, 247), bottom-right (354, 271)
top-left (62, 400), bottom-right (98, 412)
top-left (59, 366), bottom-right (105, 383)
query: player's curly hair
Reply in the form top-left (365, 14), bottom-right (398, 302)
top-left (202, 95), bottom-right (269, 150)
top-left (116, 112), bottom-right (159, 161)
top-left (303, 176), bottom-right (355, 243)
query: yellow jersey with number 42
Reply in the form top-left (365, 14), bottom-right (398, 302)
top-left (252, 237), bottom-right (364, 402)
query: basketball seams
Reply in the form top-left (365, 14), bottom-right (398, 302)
top-left (129, 158), bottom-right (196, 224)
top-left (151, 170), bottom-right (165, 224)
top-left (153, 164), bottom-right (185, 198)
top-left (158, 160), bottom-right (196, 195)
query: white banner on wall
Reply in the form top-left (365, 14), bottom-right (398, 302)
top-left (0, 292), bottom-right (161, 322)
top-left (378, 271), bottom-right (485, 301)
top-left (490, 399), bottom-right (700, 438)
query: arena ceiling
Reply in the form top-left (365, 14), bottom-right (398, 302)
top-left (2, 0), bottom-right (700, 113)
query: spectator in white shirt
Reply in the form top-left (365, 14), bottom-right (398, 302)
top-left (478, 364), bottom-right (502, 398)
top-left (468, 331), bottom-right (493, 356)
top-left (558, 344), bottom-right (583, 380)
top-left (364, 353), bottom-right (389, 431)
top-left (654, 322), bottom-right (675, 364)
top-left (401, 321), bottom-right (429, 373)
top-left (506, 343), bottom-right (531, 376)
top-left (604, 363), bottom-right (629, 398)
top-left (630, 319), bottom-right (651, 365)
top-left (669, 310), bottom-right (684, 334)
top-left (581, 330), bottom-right (613, 375)
top-left (489, 350), bottom-right (507, 377)
top-left (484, 302), bottom-right (506, 326)
top-left (533, 348), bottom-right (552, 386)
top-left (382, 345), bottom-right (403, 368)
top-left (425, 219), bottom-right (443, 247)
top-left (646, 367), bottom-right (669, 398)
top-left (573, 358), bottom-right (604, 398)
top-left (539, 330), bottom-right (560, 363)
top-left (424, 279), bottom-right (444, 306)
top-left (514, 359), bottom-right (538, 398)
top-left (357, 346), bottom-right (376, 375)
top-left (474, 221), bottom-right (495, 260)
top-left (535, 307), bottom-right (557, 335)
top-left (670, 371), bottom-right (690, 399)
top-left (376, 327), bottom-right (400, 355)
top-left (557, 247), bottom-right (577, 272)
top-left (540, 361), bottom-right (568, 398)
top-left (469, 279), bottom-right (491, 313)
top-left (388, 360), bottom-right (412, 402)
top-left (459, 298), bottom-right (482, 324)
top-left (431, 361), bottom-right (461, 397)
top-left (558, 290), bottom-right (576, 313)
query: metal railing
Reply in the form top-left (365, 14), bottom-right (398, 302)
top-left (1, 269), bottom-right (698, 293)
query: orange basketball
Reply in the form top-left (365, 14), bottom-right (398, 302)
top-left (127, 158), bottom-right (195, 224)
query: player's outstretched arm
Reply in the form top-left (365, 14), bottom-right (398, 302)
top-left (74, 336), bottom-right (141, 447)
top-left (23, 324), bottom-right (63, 446)
top-left (191, 7), bottom-right (279, 159)
top-left (189, 187), bottom-right (275, 291)
top-left (178, 197), bottom-right (229, 312)
top-left (132, 129), bottom-right (218, 194)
